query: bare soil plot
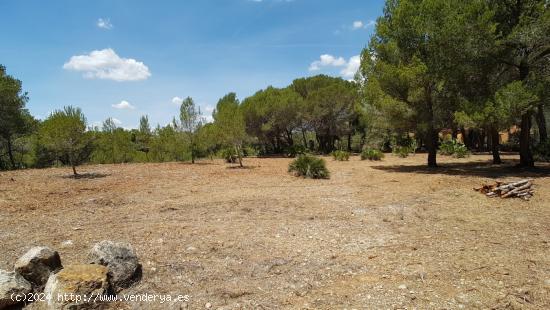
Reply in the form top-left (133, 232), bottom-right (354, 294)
top-left (1, 154), bottom-right (549, 309)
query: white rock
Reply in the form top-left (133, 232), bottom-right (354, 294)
top-left (0, 269), bottom-right (32, 309)
top-left (14, 246), bottom-right (62, 289)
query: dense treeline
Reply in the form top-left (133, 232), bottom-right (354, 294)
top-left (359, 0), bottom-right (549, 167)
top-left (1, 0), bottom-right (549, 172)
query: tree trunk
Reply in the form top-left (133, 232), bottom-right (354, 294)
top-left (536, 103), bottom-right (547, 143)
top-left (6, 136), bottom-right (16, 169)
top-left (461, 128), bottom-right (470, 148)
top-left (518, 64), bottom-right (534, 167)
top-left (347, 133), bottom-right (352, 151)
top-left (425, 85), bottom-right (437, 168)
top-left (235, 144), bottom-right (243, 167)
top-left (519, 112), bottom-right (534, 167)
top-left (286, 130), bottom-right (294, 146)
top-left (426, 129), bottom-right (438, 168)
top-left (490, 127), bottom-right (502, 164)
top-left (479, 129), bottom-right (486, 152)
top-left (301, 128), bottom-right (307, 148)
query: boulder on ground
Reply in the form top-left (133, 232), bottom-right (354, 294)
top-left (89, 240), bottom-right (140, 290)
top-left (0, 269), bottom-right (32, 309)
top-left (14, 246), bottom-right (62, 289)
top-left (43, 264), bottom-right (109, 310)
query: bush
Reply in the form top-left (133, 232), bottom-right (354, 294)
top-left (288, 155), bottom-right (330, 179)
top-left (393, 145), bottom-right (411, 158)
top-left (534, 140), bottom-right (550, 162)
top-left (331, 150), bottom-right (350, 161)
top-left (219, 148), bottom-right (239, 163)
top-left (439, 140), bottom-right (456, 155)
top-left (361, 148), bottom-right (384, 161)
top-left (439, 139), bottom-right (470, 158)
top-left (452, 143), bottom-right (470, 158)
top-left (243, 146), bottom-right (259, 157)
top-left (284, 145), bottom-right (307, 158)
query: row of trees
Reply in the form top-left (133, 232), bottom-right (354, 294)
top-left (1, 65), bottom-right (363, 173)
top-left (359, 0), bottom-right (549, 167)
top-left (1, 1), bottom-right (549, 171)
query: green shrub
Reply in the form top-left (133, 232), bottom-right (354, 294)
top-left (452, 143), bottom-right (470, 158)
top-left (361, 148), bottom-right (384, 161)
top-left (284, 145), bottom-right (307, 158)
top-left (331, 150), bottom-right (350, 161)
top-left (243, 146), bottom-right (259, 157)
top-left (393, 145), bottom-right (411, 158)
top-left (534, 140), bottom-right (550, 162)
top-left (439, 139), bottom-right (470, 158)
top-left (439, 140), bottom-right (456, 155)
top-left (219, 148), bottom-right (239, 163)
top-left (288, 155), bottom-right (330, 179)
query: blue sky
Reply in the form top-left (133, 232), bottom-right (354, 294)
top-left (0, 0), bottom-right (383, 128)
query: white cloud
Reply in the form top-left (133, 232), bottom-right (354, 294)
top-left (340, 55), bottom-right (361, 79)
top-left (309, 54), bottom-right (360, 79)
top-left (63, 48), bottom-right (151, 81)
top-left (309, 54), bottom-right (346, 71)
top-left (352, 21), bottom-right (364, 29)
top-left (97, 18), bottom-right (113, 30)
top-left (111, 118), bottom-right (122, 125)
top-left (112, 100), bottom-right (135, 110)
top-left (171, 96), bottom-right (183, 105)
top-left (350, 20), bottom-right (375, 30)
top-left (203, 105), bottom-right (214, 122)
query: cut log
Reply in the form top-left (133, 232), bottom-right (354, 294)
top-left (474, 179), bottom-right (534, 200)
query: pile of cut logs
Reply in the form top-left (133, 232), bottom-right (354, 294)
top-left (474, 179), bottom-right (534, 200)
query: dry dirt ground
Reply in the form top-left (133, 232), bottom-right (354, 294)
top-left (1, 154), bottom-right (549, 309)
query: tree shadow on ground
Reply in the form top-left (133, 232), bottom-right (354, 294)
top-left (371, 159), bottom-right (550, 179)
top-left (62, 173), bottom-right (110, 179)
top-left (226, 165), bottom-right (256, 169)
top-left (178, 162), bottom-right (217, 166)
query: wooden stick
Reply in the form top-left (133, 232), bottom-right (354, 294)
top-left (502, 182), bottom-right (532, 198)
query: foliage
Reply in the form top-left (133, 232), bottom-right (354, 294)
top-left (331, 150), bottom-right (350, 161)
top-left (359, 0), bottom-right (495, 167)
top-left (288, 155), bottom-right (330, 179)
top-left (361, 148), bottom-right (384, 161)
top-left (178, 97), bottom-right (204, 163)
top-left (243, 146), bottom-right (258, 157)
top-left (534, 140), bottom-right (550, 162)
top-left (452, 143), bottom-right (470, 158)
top-left (219, 147), bottom-right (239, 163)
top-left (213, 93), bottom-right (247, 167)
top-left (284, 145), bottom-right (307, 158)
top-left (241, 86), bottom-right (303, 153)
top-left (39, 106), bottom-right (94, 175)
top-left (292, 75), bottom-right (359, 153)
top-left (439, 139), bottom-right (470, 158)
top-left (393, 146), bottom-right (411, 158)
top-left (0, 65), bottom-right (34, 169)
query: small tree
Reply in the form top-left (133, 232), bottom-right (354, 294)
top-left (40, 106), bottom-right (93, 175)
top-left (179, 97), bottom-right (203, 163)
top-left (137, 115), bottom-right (152, 158)
top-left (0, 65), bottom-right (32, 169)
top-left (213, 93), bottom-right (247, 167)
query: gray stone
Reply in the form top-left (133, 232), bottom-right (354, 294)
top-left (89, 240), bottom-right (140, 289)
top-left (43, 264), bottom-right (109, 310)
top-left (0, 269), bottom-right (32, 309)
top-left (14, 246), bottom-right (62, 289)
